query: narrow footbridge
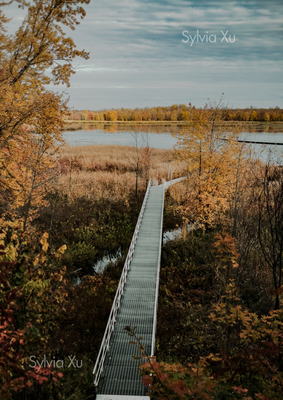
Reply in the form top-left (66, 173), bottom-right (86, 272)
top-left (93, 180), bottom-right (167, 400)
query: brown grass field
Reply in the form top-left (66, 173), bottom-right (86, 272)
top-left (55, 144), bottom-right (185, 200)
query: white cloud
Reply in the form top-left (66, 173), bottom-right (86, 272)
top-left (5, 0), bottom-right (282, 108)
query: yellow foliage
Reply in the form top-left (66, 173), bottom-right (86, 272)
top-left (55, 244), bottom-right (67, 258)
top-left (40, 233), bottom-right (49, 252)
top-left (174, 100), bottom-right (247, 228)
top-left (0, 0), bottom-right (90, 228)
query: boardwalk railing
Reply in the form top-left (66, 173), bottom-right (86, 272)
top-left (162, 176), bottom-right (187, 190)
top-left (93, 180), bottom-right (152, 386)
top-left (150, 185), bottom-right (164, 357)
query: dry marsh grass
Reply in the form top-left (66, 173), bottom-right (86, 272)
top-left (55, 144), bottom-right (183, 200)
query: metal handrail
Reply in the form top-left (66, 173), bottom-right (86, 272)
top-left (151, 184), bottom-right (165, 356)
top-left (93, 180), bottom-right (152, 386)
top-left (162, 176), bottom-right (187, 190)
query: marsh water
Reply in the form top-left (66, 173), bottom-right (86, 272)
top-left (63, 124), bottom-right (179, 149)
top-left (63, 123), bottom-right (283, 164)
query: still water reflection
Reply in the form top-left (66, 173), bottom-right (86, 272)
top-left (63, 124), bottom-right (283, 163)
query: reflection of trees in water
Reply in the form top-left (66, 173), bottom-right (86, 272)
top-left (101, 124), bottom-right (184, 135)
top-left (247, 125), bottom-right (283, 133)
top-left (64, 123), bottom-right (185, 134)
top-left (65, 122), bottom-right (283, 134)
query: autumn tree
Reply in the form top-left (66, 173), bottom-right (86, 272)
top-left (0, 0), bottom-right (90, 396)
top-left (81, 110), bottom-right (89, 120)
top-left (88, 111), bottom-right (95, 120)
top-left (174, 98), bottom-right (244, 229)
top-left (0, 0), bottom-right (89, 87)
top-left (0, 0), bottom-right (90, 217)
top-left (104, 110), bottom-right (118, 121)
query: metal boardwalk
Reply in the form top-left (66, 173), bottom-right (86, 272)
top-left (93, 184), bottom-right (165, 399)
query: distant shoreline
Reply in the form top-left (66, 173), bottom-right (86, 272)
top-left (63, 120), bottom-right (283, 133)
top-left (65, 120), bottom-right (283, 125)
top-left (65, 120), bottom-right (187, 125)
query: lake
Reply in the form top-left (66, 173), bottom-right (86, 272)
top-left (63, 127), bottom-right (177, 149)
top-left (63, 124), bottom-right (283, 164)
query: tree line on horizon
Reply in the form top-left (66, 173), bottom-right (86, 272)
top-left (67, 105), bottom-right (283, 122)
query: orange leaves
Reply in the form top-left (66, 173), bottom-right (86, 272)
top-left (140, 360), bottom-right (215, 400)
top-left (126, 326), bottom-right (214, 398)
top-left (213, 231), bottom-right (239, 268)
top-left (22, 367), bottom-right (64, 389)
top-left (172, 380), bottom-right (190, 396)
top-left (270, 286), bottom-right (283, 296)
top-left (142, 374), bottom-right (152, 387)
top-left (255, 395), bottom-right (269, 400)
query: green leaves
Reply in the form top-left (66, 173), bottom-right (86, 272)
top-left (23, 278), bottom-right (50, 295)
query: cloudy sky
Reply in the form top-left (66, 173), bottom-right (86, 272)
top-left (5, 0), bottom-right (283, 110)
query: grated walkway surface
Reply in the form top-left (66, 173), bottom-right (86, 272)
top-left (97, 186), bottom-right (164, 396)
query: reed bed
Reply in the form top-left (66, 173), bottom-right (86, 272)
top-left (55, 144), bottom-right (183, 200)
